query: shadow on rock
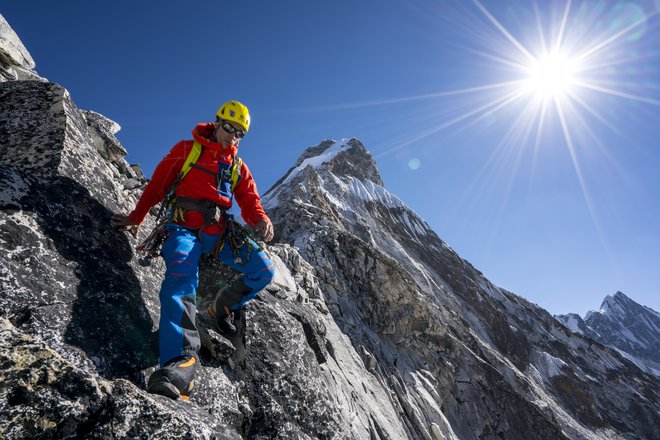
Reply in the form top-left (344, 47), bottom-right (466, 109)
top-left (29, 176), bottom-right (158, 380)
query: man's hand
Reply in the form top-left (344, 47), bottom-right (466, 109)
top-left (255, 219), bottom-right (274, 243)
top-left (111, 214), bottom-right (140, 239)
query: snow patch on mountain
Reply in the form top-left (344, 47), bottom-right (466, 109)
top-left (280, 139), bottom-right (353, 187)
top-left (558, 313), bottom-right (588, 334)
top-left (537, 351), bottom-right (568, 378)
top-left (345, 177), bottom-right (406, 209)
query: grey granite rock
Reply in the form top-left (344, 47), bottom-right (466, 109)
top-left (0, 318), bottom-right (241, 439)
top-left (0, 13), bottom-right (42, 82)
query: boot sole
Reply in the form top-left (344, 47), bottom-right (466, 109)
top-left (148, 378), bottom-right (184, 400)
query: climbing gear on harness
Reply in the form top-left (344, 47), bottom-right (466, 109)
top-left (147, 354), bottom-right (198, 400)
top-left (165, 145), bottom-right (242, 226)
top-left (210, 215), bottom-right (262, 265)
top-left (160, 140), bottom-right (242, 222)
top-left (136, 222), bottom-right (168, 266)
top-left (216, 100), bottom-right (250, 133)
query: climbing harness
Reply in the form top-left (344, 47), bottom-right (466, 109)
top-left (136, 140), bottom-right (245, 266)
top-left (210, 214), bottom-right (263, 265)
top-left (174, 197), bottom-right (225, 227)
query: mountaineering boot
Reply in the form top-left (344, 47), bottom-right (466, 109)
top-left (208, 278), bottom-right (252, 336)
top-left (207, 302), bottom-right (237, 337)
top-left (147, 355), bottom-right (198, 400)
top-left (218, 313), bottom-right (237, 336)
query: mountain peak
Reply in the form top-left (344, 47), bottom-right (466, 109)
top-left (599, 293), bottom-right (625, 316)
top-left (563, 292), bottom-right (660, 376)
top-left (611, 290), bottom-right (633, 306)
top-left (595, 291), bottom-right (657, 320)
top-left (264, 138), bottom-right (382, 196)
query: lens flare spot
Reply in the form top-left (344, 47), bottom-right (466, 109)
top-left (408, 158), bottom-right (421, 170)
top-left (609, 3), bottom-right (647, 42)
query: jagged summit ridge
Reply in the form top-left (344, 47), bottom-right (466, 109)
top-left (264, 137), bottom-right (428, 237)
top-left (590, 291), bottom-right (660, 321)
top-left (265, 138), bottom-right (383, 198)
top-left (556, 291), bottom-right (660, 377)
top-left (263, 138), bottom-right (442, 290)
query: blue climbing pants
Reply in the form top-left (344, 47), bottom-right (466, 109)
top-left (157, 224), bottom-right (275, 366)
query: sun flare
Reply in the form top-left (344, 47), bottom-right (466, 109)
top-left (313, 0), bottom-right (659, 162)
top-left (525, 52), bottom-right (578, 99)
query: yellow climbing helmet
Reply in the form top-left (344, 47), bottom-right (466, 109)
top-left (216, 100), bottom-right (251, 133)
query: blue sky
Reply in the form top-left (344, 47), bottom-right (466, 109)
top-left (4, 1), bottom-right (659, 315)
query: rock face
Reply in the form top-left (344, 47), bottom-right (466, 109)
top-left (556, 292), bottom-right (660, 377)
top-left (0, 318), bottom-right (240, 439)
top-left (1, 16), bottom-right (659, 440)
top-left (0, 13), bottom-right (42, 82)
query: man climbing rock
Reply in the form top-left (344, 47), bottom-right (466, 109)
top-left (112, 100), bottom-right (275, 400)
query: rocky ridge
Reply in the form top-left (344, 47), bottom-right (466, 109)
top-left (556, 292), bottom-right (660, 377)
top-left (1, 14), bottom-right (659, 440)
top-left (262, 139), bottom-right (660, 440)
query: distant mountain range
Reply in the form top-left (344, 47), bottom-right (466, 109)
top-left (556, 291), bottom-right (660, 377)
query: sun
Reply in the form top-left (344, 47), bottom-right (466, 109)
top-left (525, 52), bottom-right (578, 100)
top-left (322, 0), bottom-right (659, 162)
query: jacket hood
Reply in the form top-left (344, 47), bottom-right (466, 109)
top-left (192, 123), bottom-right (238, 157)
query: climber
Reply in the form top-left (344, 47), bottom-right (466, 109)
top-left (111, 100), bottom-right (275, 401)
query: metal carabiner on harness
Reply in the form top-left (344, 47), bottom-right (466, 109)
top-left (210, 215), bottom-right (262, 265)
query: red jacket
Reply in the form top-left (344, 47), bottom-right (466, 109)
top-left (129, 123), bottom-right (269, 234)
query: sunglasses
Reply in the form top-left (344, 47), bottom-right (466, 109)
top-left (220, 121), bottom-right (245, 138)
